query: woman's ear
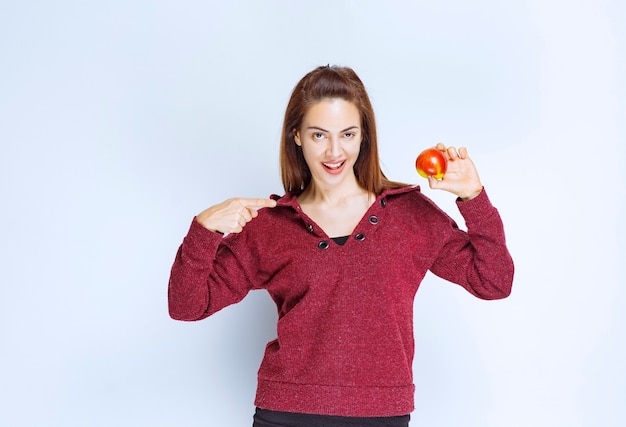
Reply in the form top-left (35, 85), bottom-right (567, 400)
top-left (293, 129), bottom-right (301, 146)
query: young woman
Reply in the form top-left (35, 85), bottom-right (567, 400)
top-left (168, 65), bottom-right (514, 426)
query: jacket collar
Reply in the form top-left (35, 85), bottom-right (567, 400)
top-left (270, 185), bottom-right (421, 208)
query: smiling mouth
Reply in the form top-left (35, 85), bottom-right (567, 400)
top-left (323, 161), bottom-right (345, 170)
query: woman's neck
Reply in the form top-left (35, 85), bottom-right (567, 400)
top-left (298, 178), bottom-right (370, 208)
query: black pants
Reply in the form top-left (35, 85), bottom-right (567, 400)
top-left (253, 408), bottom-right (410, 427)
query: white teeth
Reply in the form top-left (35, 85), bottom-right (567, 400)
top-left (323, 161), bottom-right (344, 169)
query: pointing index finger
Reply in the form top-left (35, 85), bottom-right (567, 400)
top-left (240, 198), bottom-right (277, 209)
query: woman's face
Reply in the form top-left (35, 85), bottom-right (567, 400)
top-left (294, 98), bottom-right (362, 190)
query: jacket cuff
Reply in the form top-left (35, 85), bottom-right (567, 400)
top-left (184, 216), bottom-right (224, 255)
top-left (455, 187), bottom-right (497, 224)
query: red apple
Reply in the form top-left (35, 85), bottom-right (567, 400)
top-left (415, 148), bottom-right (447, 179)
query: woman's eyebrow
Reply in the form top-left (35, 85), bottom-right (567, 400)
top-left (306, 126), bottom-right (360, 132)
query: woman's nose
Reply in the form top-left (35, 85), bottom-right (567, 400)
top-left (327, 136), bottom-right (341, 157)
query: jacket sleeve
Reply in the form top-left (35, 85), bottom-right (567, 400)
top-left (429, 188), bottom-right (514, 300)
top-left (167, 217), bottom-right (255, 321)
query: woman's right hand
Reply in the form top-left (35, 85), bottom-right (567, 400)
top-left (196, 197), bottom-right (277, 234)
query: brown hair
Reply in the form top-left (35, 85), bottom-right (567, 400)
top-left (279, 65), bottom-right (408, 194)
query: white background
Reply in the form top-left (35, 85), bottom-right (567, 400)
top-left (1, 1), bottom-right (624, 426)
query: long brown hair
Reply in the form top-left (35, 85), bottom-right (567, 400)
top-left (279, 65), bottom-right (408, 194)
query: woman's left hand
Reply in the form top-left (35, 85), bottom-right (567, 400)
top-left (427, 143), bottom-right (483, 201)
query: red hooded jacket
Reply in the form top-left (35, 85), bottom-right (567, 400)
top-left (168, 186), bottom-right (514, 417)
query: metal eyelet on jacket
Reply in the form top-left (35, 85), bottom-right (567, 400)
top-left (318, 240), bottom-right (330, 250)
top-left (368, 215), bottom-right (379, 225)
top-left (307, 224), bottom-right (314, 233)
top-left (380, 198), bottom-right (387, 208)
top-left (354, 233), bottom-right (365, 241)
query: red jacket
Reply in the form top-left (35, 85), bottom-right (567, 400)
top-left (168, 186), bottom-right (514, 417)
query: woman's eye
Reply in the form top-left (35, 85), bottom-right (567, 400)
top-left (344, 132), bottom-right (354, 138)
top-left (313, 133), bottom-right (324, 140)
